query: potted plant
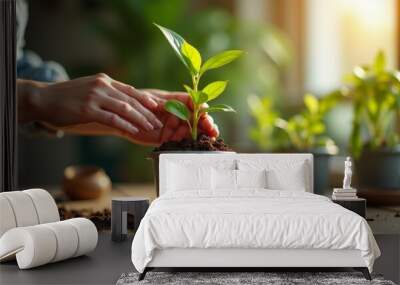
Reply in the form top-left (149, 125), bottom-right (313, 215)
top-left (151, 24), bottom-right (243, 194)
top-left (341, 51), bottom-right (400, 189)
top-left (248, 92), bottom-right (340, 194)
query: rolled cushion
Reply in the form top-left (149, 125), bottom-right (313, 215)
top-left (0, 191), bottom-right (39, 227)
top-left (66, 218), bottom-right (98, 257)
top-left (0, 196), bottom-right (17, 237)
top-left (0, 218), bottom-right (98, 269)
top-left (0, 226), bottom-right (57, 269)
top-left (23, 189), bottom-right (60, 224)
top-left (42, 221), bottom-right (79, 262)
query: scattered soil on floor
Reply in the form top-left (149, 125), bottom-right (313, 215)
top-left (58, 207), bottom-right (135, 231)
top-left (154, 134), bottom-right (232, 152)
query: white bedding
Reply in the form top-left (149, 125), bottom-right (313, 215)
top-left (131, 190), bottom-right (380, 273)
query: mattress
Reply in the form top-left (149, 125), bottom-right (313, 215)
top-left (131, 190), bottom-right (380, 273)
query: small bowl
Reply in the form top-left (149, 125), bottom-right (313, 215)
top-left (63, 165), bottom-right (111, 200)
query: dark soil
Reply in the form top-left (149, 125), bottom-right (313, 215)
top-left (58, 207), bottom-right (134, 231)
top-left (154, 134), bottom-right (232, 152)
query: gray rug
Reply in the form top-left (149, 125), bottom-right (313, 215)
top-left (116, 272), bottom-right (396, 285)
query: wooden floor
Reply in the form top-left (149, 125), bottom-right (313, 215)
top-left (55, 183), bottom-right (157, 211)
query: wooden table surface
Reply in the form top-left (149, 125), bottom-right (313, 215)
top-left (55, 183), bottom-right (157, 211)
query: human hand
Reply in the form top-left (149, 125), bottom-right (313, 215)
top-left (18, 74), bottom-right (163, 135)
top-left (127, 89), bottom-right (220, 145)
top-left (61, 89), bottom-right (220, 146)
top-left (18, 75), bottom-right (219, 146)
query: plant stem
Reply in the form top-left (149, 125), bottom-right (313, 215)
top-left (191, 74), bottom-right (200, 140)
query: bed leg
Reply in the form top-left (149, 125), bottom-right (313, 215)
top-left (138, 268), bottom-right (148, 281)
top-left (354, 267), bottom-right (371, 280)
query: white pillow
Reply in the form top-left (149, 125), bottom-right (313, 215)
top-left (167, 163), bottom-right (212, 191)
top-left (237, 159), bottom-right (309, 192)
top-left (236, 169), bottom-right (267, 189)
top-left (266, 163), bottom-right (307, 191)
top-left (212, 168), bottom-right (236, 190)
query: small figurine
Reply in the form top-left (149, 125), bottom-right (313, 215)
top-left (343, 157), bottom-right (353, 189)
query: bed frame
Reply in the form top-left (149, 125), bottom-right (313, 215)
top-left (139, 153), bottom-right (371, 280)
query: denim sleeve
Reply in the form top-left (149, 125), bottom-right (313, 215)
top-left (17, 0), bottom-right (68, 136)
top-left (16, 0), bottom-right (69, 82)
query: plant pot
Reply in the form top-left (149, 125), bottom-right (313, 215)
top-left (355, 147), bottom-right (400, 189)
top-left (312, 150), bottom-right (335, 195)
top-left (149, 151), bottom-right (236, 197)
top-left (308, 146), bottom-right (338, 195)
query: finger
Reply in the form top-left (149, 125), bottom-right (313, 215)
top-left (98, 95), bottom-right (155, 131)
top-left (165, 115), bottom-right (181, 129)
top-left (144, 90), bottom-right (194, 111)
top-left (91, 107), bottom-right (139, 136)
top-left (111, 80), bottom-right (158, 110)
top-left (160, 127), bottom-right (175, 144)
top-left (105, 87), bottom-right (163, 129)
top-left (127, 97), bottom-right (163, 129)
top-left (170, 125), bottom-right (190, 141)
top-left (199, 114), bottom-right (214, 132)
top-left (160, 116), bottom-right (181, 143)
top-left (199, 115), bottom-right (219, 137)
top-left (210, 123), bottom-right (219, 137)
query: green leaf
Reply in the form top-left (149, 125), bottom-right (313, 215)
top-left (192, 91), bottom-right (208, 104)
top-left (203, 104), bottom-right (235, 113)
top-left (202, 81), bottom-right (228, 101)
top-left (154, 23), bottom-right (191, 73)
top-left (373, 50), bottom-right (386, 73)
top-left (310, 122), bottom-right (325, 134)
top-left (183, 84), bottom-right (192, 93)
top-left (183, 85), bottom-right (207, 104)
top-left (319, 91), bottom-right (341, 113)
top-left (164, 100), bottom-right (190, 121)
top-left (183, 84), bottom-right (194, 101)
top-left (200, 50), bottom-right (243, 75)
top-left (304, 93), bottom-right (319, 114)
top-left (181, 41), bottom-right (201, 74)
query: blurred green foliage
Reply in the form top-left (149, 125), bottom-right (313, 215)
top-left (248, 93), bottom-right (340, 152)
top-left (339, 51), bottom-right (400, 158)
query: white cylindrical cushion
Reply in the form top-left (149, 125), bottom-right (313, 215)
top-left (0, 196), bottom-right (17, 237)
top-left (0, 218), bottom-right (97, 269)
top-left (0, 226), bottom-right (57, 269)
top-left (23, 189), bottom-right (60, 224)
top-left (42, 221), bottom-right (78, 262)
top-left (1, 192), bottom-right (39, 227)
top-left (66, 218), bottom-right (98, 257)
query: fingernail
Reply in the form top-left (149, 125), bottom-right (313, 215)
top-left (149, 98), bottom-right (158, 108)
top-left (131, 127), bottom-right (138, 134)
top-left (146, 122), bottom-right (154, 130)
top-left (155, 119), bottom-right (163, 129)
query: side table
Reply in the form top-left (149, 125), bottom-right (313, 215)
top-left (111, 197), bottom-right (149, 242)
top-left (332, 198), bottom-right (366, 218)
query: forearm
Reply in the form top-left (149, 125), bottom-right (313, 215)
top-left (17, 79), bottom-right (47, 123)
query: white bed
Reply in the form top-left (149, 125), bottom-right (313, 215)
top-left (131, 153), bottom-right (380, 280)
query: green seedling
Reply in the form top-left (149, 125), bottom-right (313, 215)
top-left (155, 23), bottom-right (243, 140)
